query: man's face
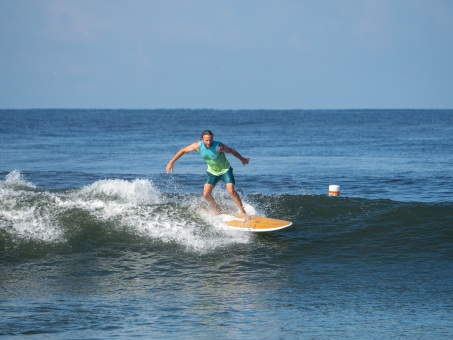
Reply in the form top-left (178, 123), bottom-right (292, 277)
top-left (202, 135), bottom-right (213, 149)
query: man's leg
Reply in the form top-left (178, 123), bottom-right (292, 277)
top-left (203, 183), bottom-right (220, 214)
top-left (226, 183), bottom-right (249, 218)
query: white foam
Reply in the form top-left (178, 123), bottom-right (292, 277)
top-left (127, 206), bottom-right (252, 253)
top-left (3, 170), bottom-right (36, 189)
top-left (1, 172), bottom-right (63, 242)
top-left (0, 174), bottom-right (255, 252)
top-left (68, 179), bottom-right (251, 252)
top-left (79, 178), bottom-right (161, 205)
top-left (1, 204), bottom-right (63, 242)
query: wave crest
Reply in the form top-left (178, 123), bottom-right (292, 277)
top-left (0, 174), bottom-right (252, 257)
top-left (79, 178), bottom-right (161, 205)
top-left (2, 170), bottom-right (36, 189)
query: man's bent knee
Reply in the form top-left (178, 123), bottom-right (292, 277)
top-left (226, 185), bottom-right (236, 196)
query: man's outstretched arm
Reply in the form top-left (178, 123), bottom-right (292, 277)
top-left (166, 142), bottom-right (199, 173)
top-left (219, 144), bottom-right (250, 166)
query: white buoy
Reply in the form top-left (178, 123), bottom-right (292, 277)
top-left (328, 185), bottom-right (340, 196)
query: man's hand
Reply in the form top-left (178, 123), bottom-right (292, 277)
top-left (241, 157), bottom-right (250, 166)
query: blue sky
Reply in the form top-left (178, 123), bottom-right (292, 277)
top-left (1, 0), bottom-right (452, 109)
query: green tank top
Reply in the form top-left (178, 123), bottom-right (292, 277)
top-left (198, 141), bottom-right (231, 176)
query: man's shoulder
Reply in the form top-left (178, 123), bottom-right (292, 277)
top-left (183, 141), bottom-right (200, 152)
top-left (193, 141), bottom-right (201, 150)
top-left (215, 141), bottom-right (223, 148)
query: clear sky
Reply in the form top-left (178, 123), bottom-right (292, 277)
top-left (1, 0), bottom-right (452, 109)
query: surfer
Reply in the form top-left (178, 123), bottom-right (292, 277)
top-left (166, 130), bottom-right (250, 219)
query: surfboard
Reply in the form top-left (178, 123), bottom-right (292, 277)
top-left (221, 214), bottom-right (292, 232)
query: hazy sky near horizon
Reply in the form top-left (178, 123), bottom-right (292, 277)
top-left (1, 0), bottom-right (452, 109)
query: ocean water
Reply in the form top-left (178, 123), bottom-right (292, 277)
top-left (0, 109), bottom-right (452, 339)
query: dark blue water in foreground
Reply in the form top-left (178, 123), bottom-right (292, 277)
top-left (1, 109), bottom-right (452, 338)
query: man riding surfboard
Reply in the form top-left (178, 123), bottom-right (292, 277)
top-left (166, 130), bottom-right (250, 219)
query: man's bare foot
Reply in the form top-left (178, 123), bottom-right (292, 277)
top-left (239, 212), bottom-right (251, 221)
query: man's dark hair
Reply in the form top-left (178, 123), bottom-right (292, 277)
top-left (200, 130), bottom-right (213, 140)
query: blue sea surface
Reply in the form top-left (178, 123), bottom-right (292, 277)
top-left (1, 109), bottom-right (452, 338)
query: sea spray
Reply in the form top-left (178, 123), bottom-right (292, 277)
top-left (1, 171), bottom-right (63, 243)
top-left (1, 172), bottom-right (252, 256)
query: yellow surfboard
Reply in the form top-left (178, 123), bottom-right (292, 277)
top-left (222, 214), bottom-right (292, 232)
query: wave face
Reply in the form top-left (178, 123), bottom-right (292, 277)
top-left (0, 171), bottom-right (257, 259)
top-left (1, 171), bottom-right (451, 264)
